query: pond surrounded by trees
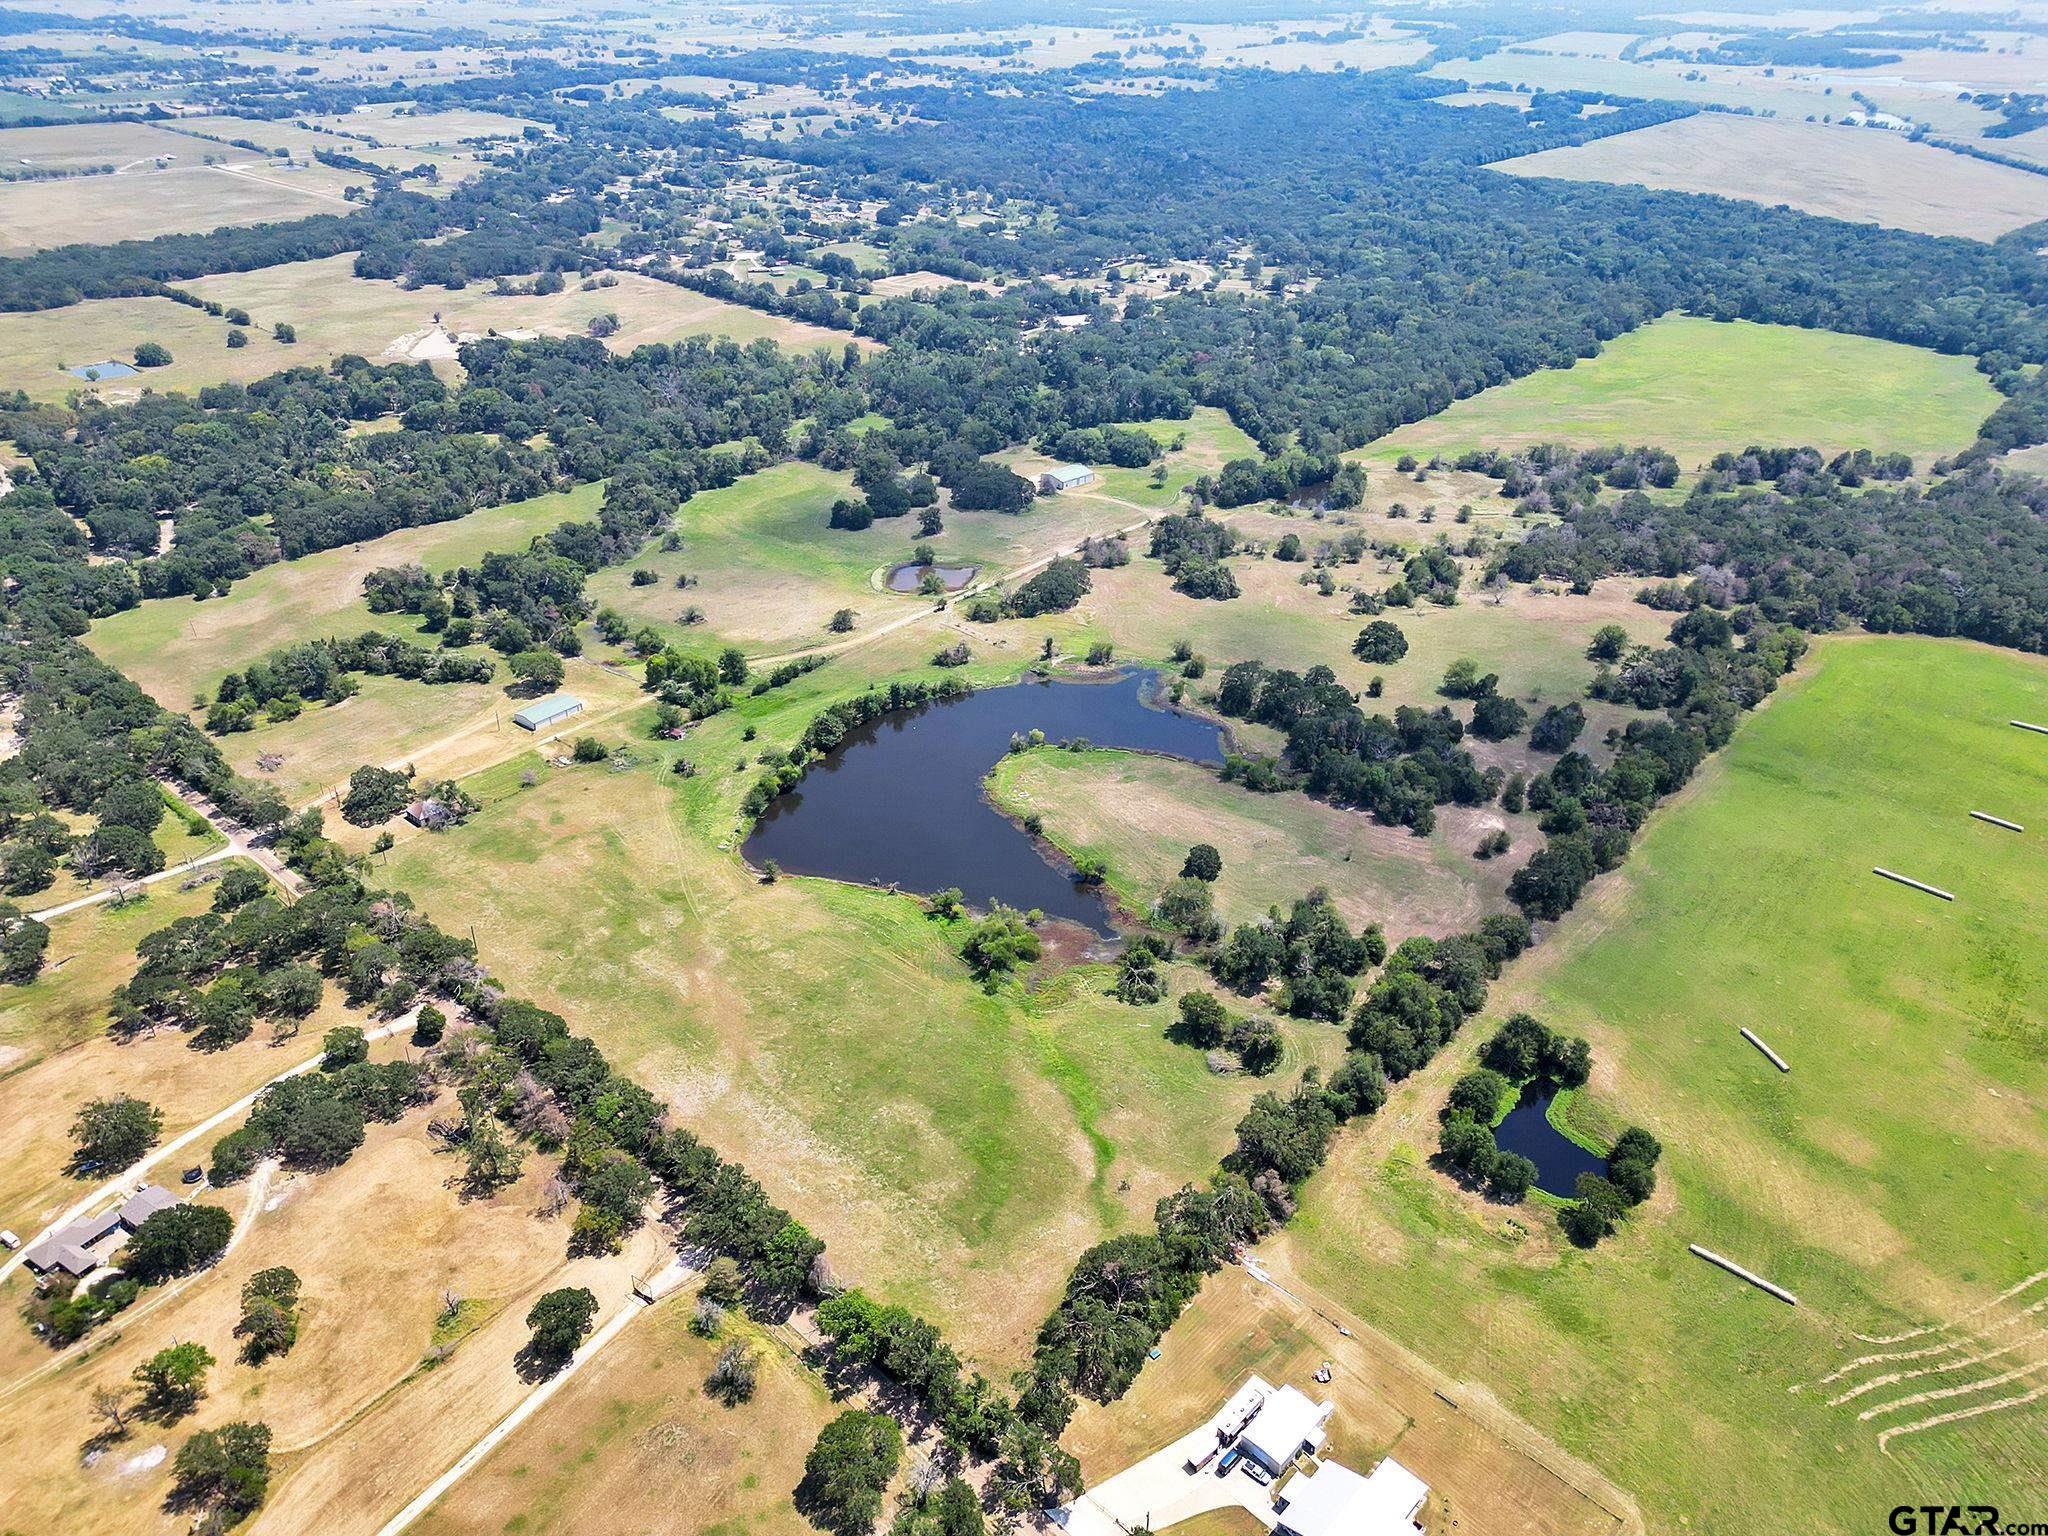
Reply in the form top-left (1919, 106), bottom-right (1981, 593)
top-left (1493, 1080), bottom-right (1610, 1197)
top-left (744, 671), bottom-right (1225, 934)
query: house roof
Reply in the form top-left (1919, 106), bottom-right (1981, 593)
top-left (1278, 1458), bottom-right (1429, 1536)
top-left (118, 1185), bottom-right (178, 1229)
top-left (23, 1212), bottom-right (120, 1276)
top-left (1240, 1384), bottom-right (1331, 1472)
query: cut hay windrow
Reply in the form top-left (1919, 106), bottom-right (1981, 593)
top-left (1969, 811), bottom-right (2024, 832)
top-left (1872, 867), bottom-right (1954, 902)
top-left (1740, 1028), bottom-right (1790, 1072)
top-left (1690, 1244), bottom-right (1798, 1306)
top-left (2011, 720), bottom-right (2048, 736)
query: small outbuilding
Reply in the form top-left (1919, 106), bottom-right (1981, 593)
top-left (1276, 1456), bottom-right (1428, 1536)
top-left (1038, 464), bottom-right (1096, 494)
top-left (511, 693), bottom-right (584, 732)
top-left (1239, 1383), bottom-right (1333, 1474)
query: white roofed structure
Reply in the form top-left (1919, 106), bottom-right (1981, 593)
top-left (1238, 1383), bottom-right (1332, 1474)
top-left (1277, 1456), bottom-right (1429, 1536)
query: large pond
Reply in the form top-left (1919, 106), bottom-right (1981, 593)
top-left (1494, 1080), bottom-right (1610, 1198)
top-left (744, 671), bottom-right (1225, 934)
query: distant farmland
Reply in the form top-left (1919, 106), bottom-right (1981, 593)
top-left (1496, 114), bottom-right (2048, 240)
top-left (1364, 314), bottom-right (1999, 467)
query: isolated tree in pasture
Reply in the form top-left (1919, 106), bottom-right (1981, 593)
top-left (134, 1341), bottom-right (213, 1421)
top-left (71, 1094), bottom-right (162, 1170)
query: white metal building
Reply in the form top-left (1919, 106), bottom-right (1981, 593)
top-left (1276, 1457), bottom-right (1429, 1536)
top-left (1038, 464), bottom-right (1096, 493)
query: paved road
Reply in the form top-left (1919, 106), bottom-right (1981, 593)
top-left (371, 1255), bottom-right (693, 1536)
top-left (0, 1012), bottom-right (417, 1288)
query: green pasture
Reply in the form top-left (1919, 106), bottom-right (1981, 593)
top-left (1282, 635), bottom-right (2048, 1534)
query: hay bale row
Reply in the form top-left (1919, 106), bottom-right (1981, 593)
top-left (1873, 867), bottom-right (1955, 902)
top-left (1969, 811), bottom-right (2024, 832)
top-left (1740, 1027), bottom-right (1790, 1073)
top-left (1689, 1244), bottom-right (1798, 1306)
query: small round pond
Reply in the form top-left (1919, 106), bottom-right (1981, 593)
top-left (1493, 1080), bottom-right (1609, 1198)
top-left (885, 560), bottom-right (979, 593)
top-left (744, 671), bottom-right (1223, 934)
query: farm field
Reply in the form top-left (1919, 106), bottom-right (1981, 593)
top-left (993, 405), bottom-right (1262, 516)
top-left (1030, 548), bottom-right (1670, 729)
top-left (410, 1286), bottom-right (829, 1536)
top-left (985, 746), bottom-right (1526, 939)
top-left (0, 292), bottom-right (312, 402)
top-left (1272, 635), bottom-right (2048, 1534)
top-left (0, 159), bottom-right (359, 253)
top-left (1496, 113), bottom-right (2048, 240)
top-left (1429, 46), bottom-right (1999, 139)
top-left (86, 482), bottom-right (608, 709)
top-left (584, 455), bottom-right (1165, 658)
top-left (187, 257), bottom-right (866, 378)
top-left (1364, 315), bottom-right (1998, 468)
top-left (0, 120), bottom-right (212, 172)
top-left (380, 645), bottom-right (1332, 1368)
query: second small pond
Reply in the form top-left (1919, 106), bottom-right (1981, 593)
top-left (1494, 1080), bottom-right (1610, 1198)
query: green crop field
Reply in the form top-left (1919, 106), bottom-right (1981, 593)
top-left (986, 746), bottom-right (1517, 938)
top-left (86, 482), bottom-right (606, 709)
top-left (1364, 315), bottom-right (1999, 468)
top-left (381, 639), bottom-right (1335, 1367)
top-left (1277, 635), bottom-right (2048, 1534)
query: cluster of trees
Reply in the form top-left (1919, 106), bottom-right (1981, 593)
top-left (1563, 1126), bottom-right (1663, 1247)
top-left (1039, 423), bottom-right (1159, 467)
top-left (1507, 620), bottom-right (1808, 922)
top-left (1210, 888), bottom-right (1386, 1021)
top-left (1148, 511), bottom-right (1239, 600)
top-left (1496, 467), bottom-right (2048, 656)
top-left (207, 631), bottom-right (494, 733)
top-left (1346, 919), bottom-right (1534, 1080)
top-left (1193, 448), bottom-right (1341, 508)
top-left (210, 1054), bottom-right (431, 1182)
top-left (1215, 659), bottom-right (1493, 832)
top-left (995, 556), bottom-right (1090, 618)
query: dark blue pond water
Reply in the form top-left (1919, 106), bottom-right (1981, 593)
top-left (1495, 1080), bottom-right (1609, 1198)
top-left (744, 671), bottom-right (1225, 934)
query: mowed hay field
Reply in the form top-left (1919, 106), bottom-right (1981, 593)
top-left (1273, 636), bottom-right (2048, 1532)
top-left (1364, 315), bottom-right (1999, 468)
top-left (381, 642), bottom-right (1330, 1367)
top-left (0, 120), bottom-right (212, 172)
top-left (411, 1288), bottom-right (828, 1536)
top-left (985, 747), bottom-right (1527, 938)
top-left (1496, 113), bottom-right (2048, 241)
top-left (584, 454), bottom-right (1178, 658)
top-left (0, 158), bottom-right (358, 252)
top-left (86, 482), bottom-right (607, 709)
top-left (0, 257), bottom-right (868, 402)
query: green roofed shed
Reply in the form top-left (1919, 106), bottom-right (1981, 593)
top-left (511, 693), bottom-right (584, 731)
